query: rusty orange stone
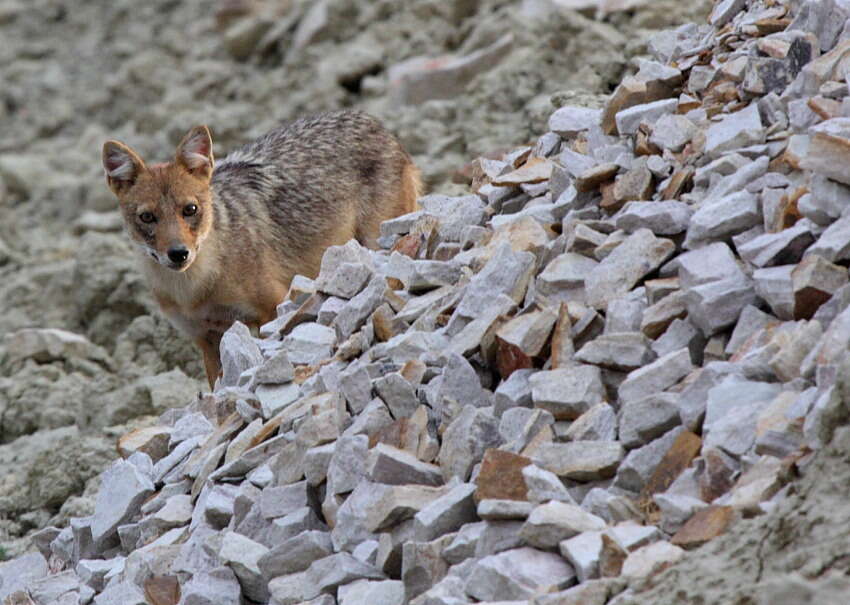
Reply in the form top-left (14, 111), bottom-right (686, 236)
top-left (391, 233), bottom-right (423, 259)
top-left (496, 336), bottom-right (534, 379)
top-left (599, 533), bottom-right (628, 577)
top-left (144, 575), bottom-right (181, 605)
top-left (671, 506), bottom-right (735, 549)
top-left (474, 448), bottom-right (532, 503)
top-left (641, 431), bottom-right (702, 499)
top-left (661, 168), bottom-right (695, 200)
top-left (550, 303), bottom-right (574, 370)
top-left (369, 418), bottom-right (419, 453)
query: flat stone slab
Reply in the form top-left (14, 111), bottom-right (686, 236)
top-left (533, 441), bottom-right (625, 481)
top-left (585, 229), bottom-right (676, 310)
top-left (464, 547), bottom-right (576, 601)
top-left (520, 501), bottom-right (606, 549)
top-left (529, 365), bottom-right (605, 420)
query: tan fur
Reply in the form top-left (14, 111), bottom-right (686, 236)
top-left (355, 162), bottom-right (422, 248)
top-left (103, 110), bottom-right (420, 388)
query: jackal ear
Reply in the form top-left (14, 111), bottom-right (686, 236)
top-left (103, 140), bottom-right (146, 195)
top-left (175, 125), bottom-right (214, 180)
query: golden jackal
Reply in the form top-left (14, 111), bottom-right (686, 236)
top-left (102, 110), bottom-right (420, 388)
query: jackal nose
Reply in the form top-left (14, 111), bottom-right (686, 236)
top-left (167, 247), bottom-right (189, 265)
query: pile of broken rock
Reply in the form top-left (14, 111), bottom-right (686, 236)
top-left (5, 0), bottom-right (850, 603)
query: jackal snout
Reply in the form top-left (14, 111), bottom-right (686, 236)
top-left (167, 245), bottom-right (190, 266)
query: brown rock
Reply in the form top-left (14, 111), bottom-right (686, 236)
top-left (118, 426), bottom-right (171, 462)
top-left (496, 308), bottom-right (558, 358)
top-left (641, 431), bottom-right (702, 499)
top-left (699, 447), bottom-right (739, 503)
top-left (372, 303), bottom-right (406, 342)
top-left (434, 243), bottom-right (461, 261)
top-left (293, 364), bottom-right (319, 385)
top-left (614, 166), bottom-right (654, 203)
top-left (492, 157), bottom-right (553, 186)
top-left (496, 337), bottom-right (534, 379)
top-left (386, 277), bottom-right (405, 290)
top-left (400, 359), bottom-right (427, 384)
top-left (792, 255), bottom-right (849, 320)
top-left (634, 127), bottom-right (661, 157)
top-left (677, 93), bottom-right (701, 113)
top-left (661, 168), bottom-right (694, 200)
top-left (772, 135), bottom-right (810, 173)
top-left (771, 186), bottom-right (805, 231)
top-left (754, 17), bottom-right (791, 36)
top-left (474, 448), bottom-right (532, 502)
top-left (800, 122), bottom-right (850, 187)
top-left (808, 96), bottom-right (842, 121)
top-left (602, 77), bottom-right (646, 135)
top-left (599, 533), bottom-right (628, 578)
top-left (671, 506), bottom-right (735, 549)
top-left (392, 233), bottom-right (424, 259)
top-left (575, 163), bottom-right (620, 193)
top-left (370, 418), bottom-right (419, 452)
top-left (640, 291), bottom-right (688, 339)
top-left (703, 80), bottom-right (740, 108)
top-left (143, 575), bottom-right (181, 605)
top-left (550, 303), bottom-right (575, 369)
top-left (599, 181), bottom-right (622, 213)
top-left (487, 217), bottom-right (554, 260)
top-left (369, 405), bottom-right (438, 463)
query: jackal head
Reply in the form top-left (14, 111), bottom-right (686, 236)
top-left (102, 126), bottom-right (215, 272)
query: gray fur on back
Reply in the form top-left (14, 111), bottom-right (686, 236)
top-left (210, 109), bottom-right (410, 258)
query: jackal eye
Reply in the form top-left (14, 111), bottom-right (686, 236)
top-left (139, 211), bottom-right (156, 223)
top-left (182, 203), bottom-right (198, 217)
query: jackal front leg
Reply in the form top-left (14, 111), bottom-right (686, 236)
top-left (197, 331), bottom-right (223, 390)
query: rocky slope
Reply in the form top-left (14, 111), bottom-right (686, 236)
top-left (0, 0), bottom-right (705, 553)
top-left (11, 0), bottom-right (850, 604)
top-left (0, 0), bottom-right (710, 557)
